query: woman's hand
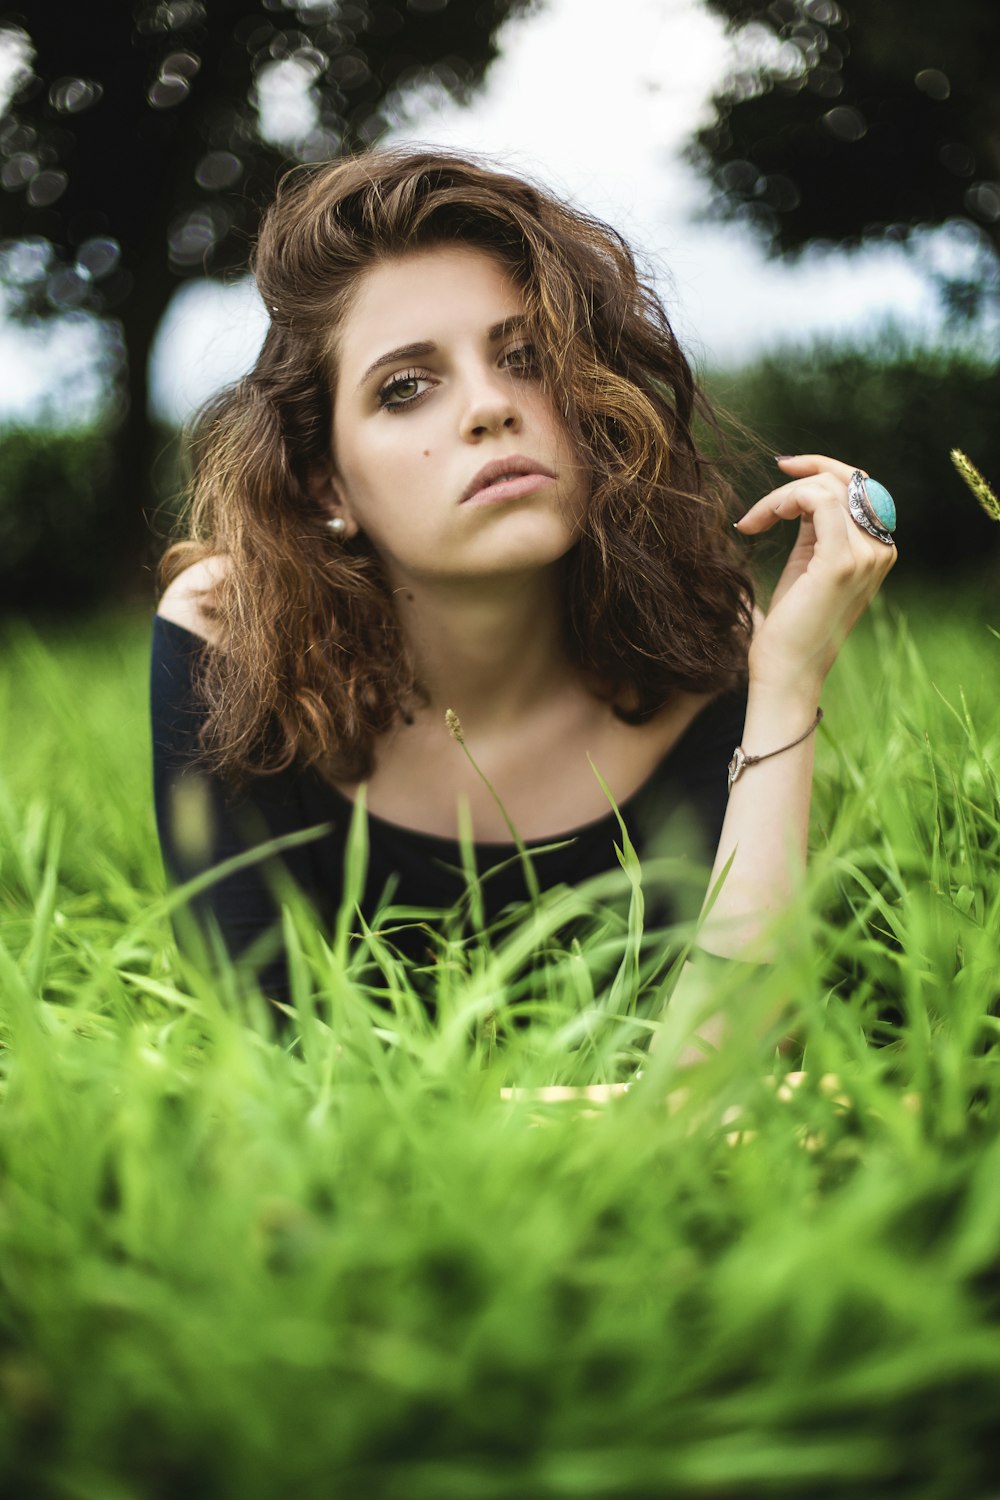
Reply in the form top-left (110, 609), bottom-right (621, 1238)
top-left (735, 454), bottom-right (897, 695)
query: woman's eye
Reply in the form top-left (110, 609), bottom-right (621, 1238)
top-left (505, 343), bottom-right (537, 373)
top-left (376, 370), bottom-right (430, 410)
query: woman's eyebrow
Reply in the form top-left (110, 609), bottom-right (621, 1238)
top-left (356, 340), bottom-right (434, 392)
top-left (356, 315), bottom-right (527, 392)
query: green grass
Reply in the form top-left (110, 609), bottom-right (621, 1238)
top-left (1, 591), bottom-right (999, 1499)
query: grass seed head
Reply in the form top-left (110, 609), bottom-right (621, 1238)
top-left (951, 448), bottom-right (1000, 522)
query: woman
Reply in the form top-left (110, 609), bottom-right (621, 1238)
top-left (151, 147), bottom-right (896, 1040)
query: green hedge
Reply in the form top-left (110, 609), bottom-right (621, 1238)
top-left (706, 337), bottom-right (1000, 572)
top-left (0, 426), bottom-right (117, 610)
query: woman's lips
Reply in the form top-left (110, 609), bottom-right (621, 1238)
top-left (461, 473), bottom-right (556, 507)
top-left (460, 455), bottom-right (557, 504)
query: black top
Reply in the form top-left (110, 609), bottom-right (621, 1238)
top-left (150, 614), bottom-right (747, 1009)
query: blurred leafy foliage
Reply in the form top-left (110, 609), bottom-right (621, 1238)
top-left (689, 0), bottom-right (1000, 314)
top-left (705, 336), bottom-right (1000, 573)
top-left (0, 0), bottom-right (535, 598)
top-left (0, 422), bottom-right (183, 612)
top-left (0, 426), bottom-right (117, 611)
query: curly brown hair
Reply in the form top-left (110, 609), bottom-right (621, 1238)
top-left (159, 146), bottom-right (755, 789)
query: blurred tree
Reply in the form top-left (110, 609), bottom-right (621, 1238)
top-left (0, 0), bottom-right (534, 607)
top-left (688, 0), bottom-right (1000, 309)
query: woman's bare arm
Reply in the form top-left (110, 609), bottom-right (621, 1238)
top-left (663, 453), bottom-right (897, 1065)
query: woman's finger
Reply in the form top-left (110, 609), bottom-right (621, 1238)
top-left (736, 475), bottom-right (851, 537)
top-left (774, 453), bottom-right (865, 486)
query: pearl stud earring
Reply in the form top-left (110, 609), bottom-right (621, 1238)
top-left (326, 516), bottom-right (347, 536)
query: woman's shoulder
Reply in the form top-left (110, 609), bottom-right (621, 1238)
top-left (156, 554), bottom-right (230, 649)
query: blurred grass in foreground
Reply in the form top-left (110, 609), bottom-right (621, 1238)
top-left (0, 592), bottom-right (998, 1499)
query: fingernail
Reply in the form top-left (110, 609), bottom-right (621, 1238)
top-left (774, 454), bottom-right (794, 463)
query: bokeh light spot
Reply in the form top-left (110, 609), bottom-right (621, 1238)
top-left (194, 151), bottom-right (243, 190)
top-left (807, 68), bottom-right (843, 99)
top-left (162, 50), bottom-right (201, 79)
top-left (719, 159), bottom-right (760, 195)
top-left (801, 0), bottom-right (842, 22)
top-left (48, 76), bottom-right (104, 113)
top-left (76, 237), bottom-right (121, 280)
top-left (759, 173), bottom-right (801, 212)
top-left (167, 205), bottom-right (231, 267)
top-left (964, 182), bottom-right (1000, 223)
top-left (0, 120), bottom-right (36, 152)
top-left (134, 2), bottom-right (206, 34)
top-left (149, 75), bottom-right (190, 108)
top-left (27, 169), bottom-right (69, 207)
top-left (821, 106), bottom-right (867, 142)
top-left (329, 51), bottom-right (370, 88)
top-left (915, 68), bottom-right (951, 101)
top-left (1, 152), bottom-right (37, 188)
top-left (938, 143), bottom-right (974, 178)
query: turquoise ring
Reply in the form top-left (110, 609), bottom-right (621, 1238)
top-left (848, 471), bottom-right (896, 546)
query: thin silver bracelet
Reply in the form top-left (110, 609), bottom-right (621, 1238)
top-left (727, 707), bottom-right (823, 793)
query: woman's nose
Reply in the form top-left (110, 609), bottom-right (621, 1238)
top-left (460, 368), bottom-right (522, 438)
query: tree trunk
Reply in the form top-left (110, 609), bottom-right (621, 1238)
top-left (107, 262), bottom-right (175, 611)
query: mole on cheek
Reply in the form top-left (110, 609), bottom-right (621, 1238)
top-left (422, 449), bottom-right (430, 458)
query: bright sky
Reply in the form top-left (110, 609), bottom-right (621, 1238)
top-left (0, 0), bottom-right (949, 427)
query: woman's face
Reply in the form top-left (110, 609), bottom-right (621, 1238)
top-left (323, 244), bottom-right (590, 590)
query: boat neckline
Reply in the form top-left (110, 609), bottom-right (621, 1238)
top-left (152, 612), bottom-right (729, 852)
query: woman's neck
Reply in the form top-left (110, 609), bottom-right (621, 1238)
top-left (390, 565), bottom-right (582, 734)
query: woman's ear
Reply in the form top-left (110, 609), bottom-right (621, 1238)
top-left (306, 466), bottom-right (361, 539)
